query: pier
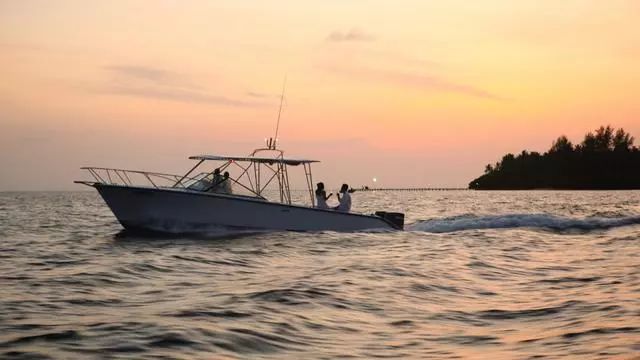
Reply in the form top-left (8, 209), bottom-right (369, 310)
top-left (356, 187), bottom-right (469, 192)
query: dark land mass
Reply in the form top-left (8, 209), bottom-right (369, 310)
top-left (469, 125), bottom-right (640, 190)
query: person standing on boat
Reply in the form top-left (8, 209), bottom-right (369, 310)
top-left (335, 183), bottom-right (351, 212)
top-left (315, 182), bottom-right (332, 209)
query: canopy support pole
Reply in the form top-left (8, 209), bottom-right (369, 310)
top-left (173, 159), bottom-right (204, 188)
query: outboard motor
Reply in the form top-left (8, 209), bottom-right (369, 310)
top-left (375, 211), bottom-right (405, 230)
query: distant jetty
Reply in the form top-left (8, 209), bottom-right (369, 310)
top-left (357, 187), bottom-right (468, 192)
top-left (469, 125), bottom-right (640, 190)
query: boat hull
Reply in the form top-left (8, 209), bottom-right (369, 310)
top-left (94, 184), bottom-right (397, 233)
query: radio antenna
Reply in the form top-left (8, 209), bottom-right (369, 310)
top-left (272, 75), bottom-right (287, 149)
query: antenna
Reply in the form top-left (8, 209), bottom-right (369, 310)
top-left (272, 75), bottom-right (287, 149)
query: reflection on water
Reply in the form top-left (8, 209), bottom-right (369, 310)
top-left (0, 190), bottom-right (639, 359)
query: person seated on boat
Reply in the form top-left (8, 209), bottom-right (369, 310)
top-left (315, 182), bottom-right (332, 209)
top-left (206, 168), bottom-right (223, 192)
top-left (220, 171), bottom-right (232, 194)
top-left (212, 168), bottom-right (223, 184)
top-left (334, 183), bottom-right (352, 212)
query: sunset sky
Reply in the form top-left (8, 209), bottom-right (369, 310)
top-left (1, 0), bottom-right (639, 190)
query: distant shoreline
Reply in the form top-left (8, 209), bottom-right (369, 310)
top-left (469, 126), bottom-right (640, 191)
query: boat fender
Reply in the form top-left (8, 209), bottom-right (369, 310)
top-left (375, 211), bottom-right (405, 230)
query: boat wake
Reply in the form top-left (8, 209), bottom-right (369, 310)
top-left (407, 213), bottom-right (640, 233)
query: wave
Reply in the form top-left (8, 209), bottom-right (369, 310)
top-left (407, 213), bottom-right (640, 233)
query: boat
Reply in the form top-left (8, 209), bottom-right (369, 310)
top-left (75, 138), bottom-right (404, 234)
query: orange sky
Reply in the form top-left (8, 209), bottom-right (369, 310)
top-left (1, 0), bottom-right (639, 190)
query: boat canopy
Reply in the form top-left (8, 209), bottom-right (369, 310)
top-left (180, 147), bottom-right (318, 206)
top-left (189, 155), bottom-right (319, 166)
top-left (76, 142), bottom-right (319, 207)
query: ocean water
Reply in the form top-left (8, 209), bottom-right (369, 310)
top-left (1, 190), bottom-right (639, 359)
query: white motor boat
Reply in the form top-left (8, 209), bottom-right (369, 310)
top-left (75, 139), bottom-right (404, 234)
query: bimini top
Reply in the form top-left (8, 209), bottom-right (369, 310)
top-left (189, 155), bottom-right (319, 166)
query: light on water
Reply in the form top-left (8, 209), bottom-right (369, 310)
top-left (1, 191), bottom-right (639, 359)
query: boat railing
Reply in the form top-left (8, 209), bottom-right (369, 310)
top-left (77, 167), bottom-right (204, 189)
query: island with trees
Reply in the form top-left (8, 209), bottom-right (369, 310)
top-left (469, 125), bottom-right (640, 190)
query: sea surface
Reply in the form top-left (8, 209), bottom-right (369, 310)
top-left (1, 190), bottom-right (639, 359)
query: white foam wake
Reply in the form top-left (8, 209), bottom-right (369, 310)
top-left (407, 214), bottom-right (640, 233)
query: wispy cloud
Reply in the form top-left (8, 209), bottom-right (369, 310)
top-left (104, 65), bottom-right (200, 90)
top-left (325, 66), bottom-right (505, 101)
top-left (326, 28), bottom-right (375, 43)
top-left (246, 91), bottom-right (268, 98)
top-left (102, 86), bottom-right (262, 107)
top-left (99, 65), bottom-right (265, 107)
top-left (106, 65), bottom-right (174, 81)
top-left (245, 91), bottom-right (284, 100)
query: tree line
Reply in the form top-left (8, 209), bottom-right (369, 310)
top-left (469, 125), bottom-right (640, 189)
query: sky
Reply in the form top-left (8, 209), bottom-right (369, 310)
top-left (1, 0), bottom-right (639, 190)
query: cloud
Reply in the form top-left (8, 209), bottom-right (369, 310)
top-left (246, 91), bottom-right (267, 98)
top-left (325, 66), bottom-right (506, 101)
top-left (326, 29), bottom-right (375, 42)
top-left (245, 91), bottom-right (286, 100)
top-left (104, 65), bottom-right (200, 90)
top-left (99, 65), bottom-right (265, 107)
top-left (106, 65), bottom-right (173, 81)
top-left (101, 86), bottom-right (263, 107)
top-left (378, 70), bottom-right (503, 100)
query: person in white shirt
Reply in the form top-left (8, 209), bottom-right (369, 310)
top-left (335, 183), bottom-right (351, 212)
top-left (315, 182), bottom-right (333, 209)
